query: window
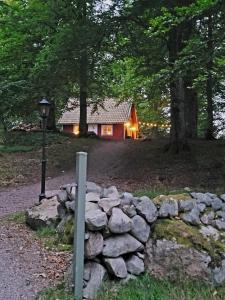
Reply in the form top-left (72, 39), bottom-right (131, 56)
top-left (101, 125), bottom-right (113, 136)
top-left (73, 124), bottom-right (79, 135)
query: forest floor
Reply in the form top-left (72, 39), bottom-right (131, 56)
top-left (1, 131), bottom-right (225, 193)
top-left (1, 132), bottom-right (225, 299)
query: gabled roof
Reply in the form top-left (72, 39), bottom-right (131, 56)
top-left (58, 98), bottom-right (133, 124)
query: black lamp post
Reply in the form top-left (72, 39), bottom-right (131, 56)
top-left (39, 98), bottom-right (50, 201)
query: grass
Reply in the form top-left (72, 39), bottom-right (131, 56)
top-left (37, 274), bottom-right (225, 300)
top-left (0, 211), bottom-right (26, 224)
top-left (0, 131), bottom-right (96, 186)
top-left (36, 227), bottom-right (72, 252)
top-left (134, 187), bottom-right (188, 199)
top-left (0, 145), bottom-right (34, 153)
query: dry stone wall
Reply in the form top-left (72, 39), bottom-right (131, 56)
top-left (26, 183), bottom-right (225, 299)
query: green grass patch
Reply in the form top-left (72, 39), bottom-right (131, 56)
top-left (37, 274), bottom-right (225, 300)
top-left (37, 282), bottom-right (73, 300)
top-left (0, 145), bottom-right (34, 153)
top-left (134, 187), bottom-right (187, 199)
top-left (36, 227), bottom-right (72, 252)
top-left (0, 211), bottom-right (26, 224)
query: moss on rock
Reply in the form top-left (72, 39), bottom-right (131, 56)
top-left (153, 219), bottom-right (225, 262)
top-left (153, 194), bottom-right (191, 206)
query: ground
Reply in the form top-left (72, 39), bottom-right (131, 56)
top-left (1, 132), bottom-right (225, 299)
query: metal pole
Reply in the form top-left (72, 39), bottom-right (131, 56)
top-left (39, 116), bottom-right (47, 201)
top-left (73, 152), bottom-right (87, 300)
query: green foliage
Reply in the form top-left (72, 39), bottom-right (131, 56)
top-left (36, 227), bottom-right (72, 252)
top-left (0, 211), bottom-right (25, 224)
top-left (38, 275), bottom-right (225, 300)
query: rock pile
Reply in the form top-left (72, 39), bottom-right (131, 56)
top-left (26, 184), bottom-right (225, 299)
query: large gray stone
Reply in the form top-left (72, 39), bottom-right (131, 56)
top-left (103, 234), bottom-right (144, 257)
top-left (120, 192), bottom-right (134, 206)
top-left (108, 208), bottom-right (133, 234)
top-left (181, 207), bottom-right (201, 226)
top-left (191, 193), bottom-right (213, 206)
top-left (121, 205), bottom-right (137, 218)
top-left (179, 199), bottom-right (195, 212)
top-left (104, 257), bottom-right (127, 279)
top-left (199, 225), bottom-right (219, 241)
top-left (86, 202), bottom-right (99, 213)
top-left (85, 232), bottom-right (103, 259)
top-left (217, 211), bottom-right (225, 221)
top-left (86, 192), bottom-right (101, 203)
top-left (98, 198), bottom-right (120, 214)
top-left (131, 215), bottom-right (150, 243)
top-left (213, 220), bottom-right (225, 231)
top-left (26, 197), bottom-right (59, 230)
top-left (135, 197), bottom-right (158, 224)
top-left (65, 200), bottom-right (75, 212)
top-left (211, 198), bottom-right (223, 211)
top-left (220, 194), bottom-right (225, 202)
top-left (102, 186), bottom-right (120, 199)
top-left (145, 239), bottom-right (211, 281)
top-left (213, 260), bottom-right (225, 286)
top-left (86, 181), bottom-right (102, 194)
top-left (83, 262), bottom-right (107, 299)
top-left (57, 190), bottom-right (68, 204)
top-left (158, 200), bottom-right (178, 218)
top-left (126, 255), bottom-right (145, 275)
top-left (200, 211), bottom-right (215, 225)
top-left (85, 209), bottom-right (108, 231)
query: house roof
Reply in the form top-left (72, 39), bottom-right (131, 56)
top-left (58, 98), bottom-right (133, 124)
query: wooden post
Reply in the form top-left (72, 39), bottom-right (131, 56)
top-left (73, 152), bottom-right (87, 300)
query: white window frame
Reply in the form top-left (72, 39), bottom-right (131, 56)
top-left (101, 124), bottom-right (113, 136)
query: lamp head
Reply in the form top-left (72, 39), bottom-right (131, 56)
top-left (39, 98), bottom-right (50, 118)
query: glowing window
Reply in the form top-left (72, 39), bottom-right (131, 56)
top-left (101, 125), bottom-right (113, 136)
top-left (73, 124), bottom-right (79, 135)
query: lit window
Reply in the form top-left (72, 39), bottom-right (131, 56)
top-left (73, 124), bottom-right (79, 135)
top-left (101, 125), bottom-right (113, 136)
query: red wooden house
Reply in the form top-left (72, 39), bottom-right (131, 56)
top-left (58, 99), bottom-right (139, 140)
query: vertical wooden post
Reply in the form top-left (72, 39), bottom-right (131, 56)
top-left (73, 152), bottom-right (87, 300)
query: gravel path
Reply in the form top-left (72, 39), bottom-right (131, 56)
top-left (0, 222), bottom-right (70, 300)
top-left (0, 141), bottom-right (129, 299)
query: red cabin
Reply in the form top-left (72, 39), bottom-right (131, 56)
top-left (59, 99), bottom-right (139, 140)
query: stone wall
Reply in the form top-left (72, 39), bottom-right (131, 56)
top-left (26, 183), bottom-right (225, 299)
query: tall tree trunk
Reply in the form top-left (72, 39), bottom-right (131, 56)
top-left (167, 27), bottom-right (189, 153)
top-left (47, 100), bottom-right (57, 131)
top-left (78, 0), bottom-right (88, 137)
top-left (184, 77), bottom-right (198, 139)
top-left (205, 14), bottom-right (214, 140)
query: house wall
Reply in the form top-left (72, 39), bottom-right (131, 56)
top-left (98, 124), bottom-right (125, 140)
top-left (63, 124), bottom-right (74, 133)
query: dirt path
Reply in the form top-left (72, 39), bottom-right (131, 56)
top-left (0, 141), bottom-right (129, 300)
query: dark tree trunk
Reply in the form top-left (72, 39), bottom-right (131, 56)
top-left (167, 27), bottom-right (189, 153)
top-left (47, 100), bottom-right (57, 131)
top-left (184, 77), bottom-right (198, 139)
top-left (205, 14), bottom-right (214, 140)
top-left (79, 50), bottom-right (88, 137)
top-left (78, 0), bottom-right (88, 137)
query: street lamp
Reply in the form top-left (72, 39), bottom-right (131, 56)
top-left (39, 98), bottom-right (50, 201)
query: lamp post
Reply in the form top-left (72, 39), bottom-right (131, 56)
top-left (39, 98), bottom-right (50, 201)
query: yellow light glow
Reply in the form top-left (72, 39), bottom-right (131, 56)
top-left (130, 126), bottom-right (136, 131)
top-left (125, 122), bottom-right (131, 127)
